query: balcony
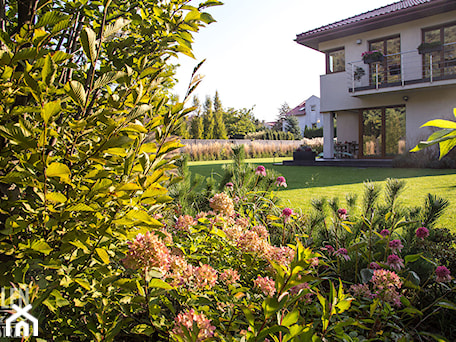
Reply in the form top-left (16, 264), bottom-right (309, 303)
top-left (347, 42), bottom-right (456, 95)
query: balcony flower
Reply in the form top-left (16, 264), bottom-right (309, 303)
top-left (362, 50), bottom-right (384, 64)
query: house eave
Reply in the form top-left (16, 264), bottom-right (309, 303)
top-left (295, 0), bottom-right (456, 51)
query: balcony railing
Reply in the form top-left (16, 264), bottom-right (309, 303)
top-left (347, 42), bottom-right (456, 93)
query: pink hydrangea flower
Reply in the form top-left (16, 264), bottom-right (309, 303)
top-left (387, 254), bottom-right (404, 271)
top-left (336, 248), bottom-right (350, 261)
top-left (237, 230), bottom-right (270, 256)
top-left (255, 165), bottom-right (266, 176)
top-left (371, 269), bottom-right (402, 307)
top-left (436, 266), bottom-right (451, 283)
top-left (172, 309), bottom-right (216, 342)
top-left (337, 208), bottom-right (347, 220)
top-left (209, 193), bottom-right (235, 216)
top-left (123, 231), bottom-right (170, 274)
top-left (252, 225), bottom-right (269, 240)
top-left (275, 176), bottom-right (287, 187)
top-left (175, 215), bottom-right (197, 232)
top-left (268, 246), bottom-right (295, 267)
top-left (416, 226), bottom-right (429, 240)
top-left (253, 275), bottom-right (276, 297)
top-left (220, 269), bottom-right (240, 285)
top-left (389, 239), bottom-right (403, 254)
top-left (194, 264), bottom-right (218, 290)
top-left (350, 283), bottom-right (372, 298)
top-left (380, 229), bottom-right (390, 237)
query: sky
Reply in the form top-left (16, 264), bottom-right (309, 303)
top-left (173, 0), bottom-right (397, 122)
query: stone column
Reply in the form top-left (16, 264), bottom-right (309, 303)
top-left (323, 112), bottom-right (334, 159)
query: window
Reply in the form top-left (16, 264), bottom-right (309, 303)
top-left (310, 105), bottom-right (316, 111)
top-left (326, 48), bottom-right (345, 73)
top-left (368, 35), bottom-right (401, 86)
top-left (422, 22), bottom-right (456, 78)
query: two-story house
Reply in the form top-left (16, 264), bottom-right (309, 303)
top-left (296, 0), bottom-right (456, 159)
top-left (282, 95), bottom-right (322, 135)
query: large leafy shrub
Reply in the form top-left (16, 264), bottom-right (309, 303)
top-left (0, 0), bottom-right (221, 339)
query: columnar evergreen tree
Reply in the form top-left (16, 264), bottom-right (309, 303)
top-left (203, 96), bottom-right (215, 139)
top-left (190, 96), bottom-right (203, 139)
top-left (213, 91), bottom-right (227, 139)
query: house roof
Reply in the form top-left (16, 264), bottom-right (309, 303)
top-left (285, 100), bottom-right (307, 117)
top-left (296, 0), bottom-right (456, 50)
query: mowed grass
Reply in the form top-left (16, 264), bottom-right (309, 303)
top-left (188, 158), bottom-right (456, 230)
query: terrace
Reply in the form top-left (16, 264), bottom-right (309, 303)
top-left (347, 42), bottom-right (456, 95)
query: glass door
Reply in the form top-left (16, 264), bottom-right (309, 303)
top-left (361, 106), bottom-right (406, 158)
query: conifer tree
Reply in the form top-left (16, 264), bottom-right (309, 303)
top-left (203, 96), bottom-right (215, 139)
top-left (190, 96), bottom-right (203, 139)
top-left (213, 91), bottom-right (227, 139)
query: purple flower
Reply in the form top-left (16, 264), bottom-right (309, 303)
top-left (281, 208), bottom-right (293, 223)
top-left (322, 245), bottom-right (335, 255)
top-left (275, 176), bottom-right (287, 187)
top-left (380, 229), bottom-right (390, 237)
top-left (416, 226), bottom-right (429, 240)
top-left (387, 254), bottom-right (404, 271)
top-left (225, 182), bottom-right (234, 190)
top-left (255, 165), bottom-right (266, 177)
top-left (389, 239), bottom-right (403, 254)
top-left (369, 262), bottom-right (382, 270)
top-left (436, 266), bottom-right (451, 283)
top-left (337, 208), bottom-right (347, 220)
top-left (336, 248), bottom-right (350, 261)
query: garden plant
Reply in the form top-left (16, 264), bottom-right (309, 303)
top-left (0, 0), bottom-right (456, 341)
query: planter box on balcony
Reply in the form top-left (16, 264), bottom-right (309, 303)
top-left (418, 45), bottom-right (443, 54)
top-left (363, 55), bottom-right (384, 64)
top-left (293, 151), bottom-right (316, 161)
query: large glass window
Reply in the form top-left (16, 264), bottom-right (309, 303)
top-left (368, 36), bottom-right (401, 86)
top-left (423, 22), bottom-right (456, 78)
top-left (361, 106), bottom-right (405, 158)
top-left (326, 48), bottom-right (345, 73)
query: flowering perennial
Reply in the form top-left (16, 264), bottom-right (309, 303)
top-left (416, 226), bottom-right (429, 240)
top-left (172, 309), bottom-right (216, 342)
top-left (436, 266), bottom-right (451, 283)
top-left (282, 207), bottom-right (293, 223)
top-left (123, 231), bottom-right (170, 273)
top-left (220, 269), bottom-right (240, 285)
top-left (275, 176), bottom-right (287, 187)
top-left (254, 275), bottom-right (276, 297)
top-left (371, 269), bottom-right (402, 307)
top-left (380, 229), bottom-right (390, 237)
top-left (336, 248), bottom-right (350, 261)
top-left (175, 215), bottom-right (197, 232)
top-left (209, 193), bottom-right (235, 216)
top-left (389, 239), bottom-right (403, 254)
top-left (194, 264), bottom-right (218, 290)
top-left (255, 165), bottom-right (266, 176)
top-left (337, 208), bottom-right (347, 220)
top-left (387, 254), bottom-right (404, 271)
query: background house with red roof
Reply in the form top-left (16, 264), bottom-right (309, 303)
top-left (282, 95), bottom-right (322, 135)
top-left (296, 0), bottom-right (456, 159)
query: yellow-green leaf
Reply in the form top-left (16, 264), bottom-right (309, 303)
top-left (45, 192), bottom-right (67, 203)
top-left (41, 100), bottom-right (61, 124)
top-left (148, 279), bottom-right (173, 290)
top-left (74, 278), bottom-right (91, 290)
top-left (66, 203), bottom-right (95, 212)
top-left (47, 162), bottom-right (71, 180)
top-left (95, 248), bottom-right (110, 264)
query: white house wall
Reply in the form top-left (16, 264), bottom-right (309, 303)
top-left (318, 10), bottom-right (456, 149)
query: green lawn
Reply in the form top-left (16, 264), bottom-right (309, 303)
top-left (188, 158), bottom-right (456, 229)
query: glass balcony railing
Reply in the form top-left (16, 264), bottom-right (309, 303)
top-left (347, 42), bottom-right (456, 93)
